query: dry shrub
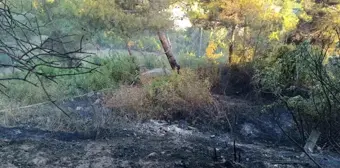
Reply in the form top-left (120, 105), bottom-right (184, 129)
top-left (105, 68), bottom-right (214, 120)
top-left (196, 63), bottom-right (221, 94)
top-left (105, 85), bottom-right (146, 108)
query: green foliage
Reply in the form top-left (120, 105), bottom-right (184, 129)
top-left (0, 54), bottom-right (140, 108)
top-left (96, 55), bottom-right (140, 86)
top-left (178, 53), bottom-right (210, 68)
top-left (255, 42), bottom-right (340, 146)
top-left (254, 44), bottom-right (299, 95)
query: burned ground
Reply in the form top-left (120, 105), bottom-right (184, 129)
top-left (0, 93), bottom-right (339, 168)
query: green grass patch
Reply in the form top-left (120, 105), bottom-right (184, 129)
top-left (0, 54), bottom-right (140, 109)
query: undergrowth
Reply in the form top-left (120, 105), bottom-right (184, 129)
top-left (0, 55), bottom-right (140, 109)
top-left (0, 53), bottom-right (212, 109)
top-left (105, 68), bottom-right (215, 122)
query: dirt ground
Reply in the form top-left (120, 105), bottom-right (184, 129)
top-left (0, 94), bottom-right (340, 168)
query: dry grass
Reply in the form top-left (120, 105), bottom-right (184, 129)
top-left (0, 99), bottom-right (124, 135)
top-left (105, 68), bottom-right (215, 121)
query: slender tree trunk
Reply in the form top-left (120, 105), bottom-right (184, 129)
top-left (198, 27), bottom-right (203, 57)
top-left (157, 31), bottom-right (180, 73)
top-left (253, 24), bottom-right (264, 59)
top-left (242, 20), bottom-right (247, 59)
top-left (126, 40), bottom-right (132, 56)
top-left (228, 25), bottom-right (236, 64)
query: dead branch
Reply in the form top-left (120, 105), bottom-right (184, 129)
top-left (0, 0), bottom-right (98, 115)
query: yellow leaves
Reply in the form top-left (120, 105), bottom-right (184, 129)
top-left (260, 5), bottom-right (281, 21)
top-left (32, 0), bottom-right (40, 9)
top-left (217, 0), bottom-right (270, 24)
top-left (280, 0), bottom-right (300, 31)
top-left (33, 0), bottom-right (55, 9)
top-left (206, 41), bottom-right (217, 58)
top-left (282, 14), bottom-right (299, 31)
top-left (299, 11), bottom-right (312, 22)
top-left (244, 48), bottom-right (255, 62)
top-left (269, 31), bottom-right (280, 41)
top-left (206, 41), bottom-right (222, 62)
top-left (127, 41), bottom-right (135, 47)
top-left (323, 4), bottom-right (340, 25)
top-left (78, 8), bottom-right (85, 15)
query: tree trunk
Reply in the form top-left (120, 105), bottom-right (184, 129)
top-left (228, 25), bottom-right (236, 64)
top-left (157, 31), bottom-right (180, 73)
top-left (198, 27), bottom-right (203, 57)
top-left (126, 40), bottom-right (132, 56)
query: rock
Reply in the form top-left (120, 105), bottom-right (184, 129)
top-left (32, 156), bottom-right (48, 166)
top-left (316, 146), bottom-right (323, 154)
top-left (241, 123), bottom-right (259, 138)
top-left (13, 129), bottom-right (22, 135)
top-left (178, 120), bottom-right (188, 129)
top-left (19, 144), bottom-right (33, 151)
top-left (146, 152), bottom-right (157, 158)
top-left (93, 98), bottom-right (101, 105)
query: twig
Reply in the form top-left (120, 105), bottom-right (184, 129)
top-left (36, 75), bottom-right (71, 118)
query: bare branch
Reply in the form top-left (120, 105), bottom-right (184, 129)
top-left (0, 1), bottom-right (99, 115)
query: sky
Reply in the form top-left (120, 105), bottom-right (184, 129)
top-left (171, 6), bottom-right (192, 30)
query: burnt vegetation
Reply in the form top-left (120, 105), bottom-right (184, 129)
top-left (0, 0), bottom-right (340, 167)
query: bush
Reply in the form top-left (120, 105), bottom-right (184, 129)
top-left (85, 55), bottom-right (140, 90)
top-left (0, 54), bottom-right (141, 108)
top-left (254, 42), bottom-right (340, 150)
top-left (177, 53), bottom-right (211, 68)
top-left (105, 68), bottom-right (214, 121)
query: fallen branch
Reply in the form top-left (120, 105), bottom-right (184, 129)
top-left (276, 121), bottom-right (323, 168)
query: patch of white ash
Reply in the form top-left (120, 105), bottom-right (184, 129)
top-left (132, 120), bottom-right (201, 137)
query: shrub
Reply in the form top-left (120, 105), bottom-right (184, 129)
top-left (0, 54), bottom-right (141, 108)
top-left (177, 53), bottom-right (211, 69)
top-left (105, 68), bottom-right (214, 121)
top-left (254, 42), bottom-right (340, 150)
top-left (96, 55), bottom-right (140, 85)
